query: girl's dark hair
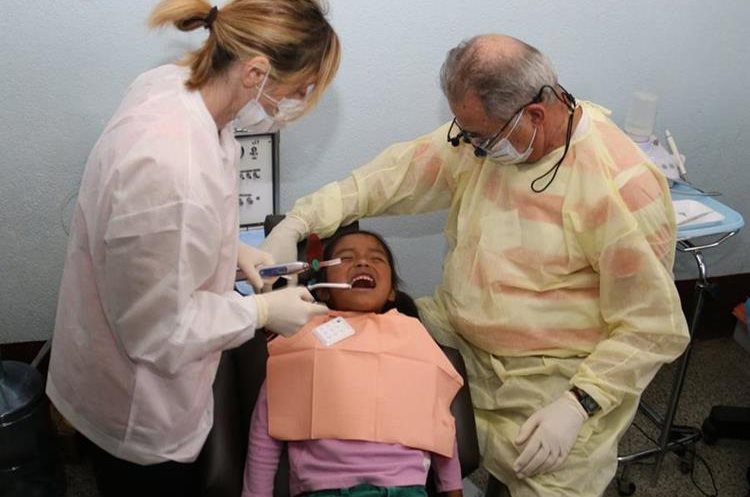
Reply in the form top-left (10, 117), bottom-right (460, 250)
top-left (320, 230), bottom-right (420, 319)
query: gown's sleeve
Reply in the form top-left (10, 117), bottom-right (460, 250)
top-left (288, 123), bottom-right (461, 238)
top-left (569, 164), bottom-right (690, 414)
top-left (100, 133), bottom-right (259, 375)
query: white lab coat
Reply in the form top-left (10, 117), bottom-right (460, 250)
top-left (47, 64), bottom-right (260, 464)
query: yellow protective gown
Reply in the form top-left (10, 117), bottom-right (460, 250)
top-left (287, 102), bottom-right (689, 497)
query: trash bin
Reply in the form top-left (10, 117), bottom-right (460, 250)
top-left (0, 357), bottom-right (65, 497)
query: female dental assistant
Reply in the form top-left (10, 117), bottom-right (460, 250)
top-left (45, 1), bottom-right (339, 495)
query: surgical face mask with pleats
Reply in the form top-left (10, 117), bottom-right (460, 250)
top-left (481, 110), bottom-right (537, 164)
top-left (234, 72), bottom-right (306, 132)
top-left (264, 93), bottom-right (306, 124)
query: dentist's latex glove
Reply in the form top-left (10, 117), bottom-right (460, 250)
top-left (513, 391), bottom-right (587, 478)
top-left (259, 216), bottom-right (308, 287)
top-left (254, 286), bottom-right (328, 337)
top-left (237, 242), bottom-right (275, 292)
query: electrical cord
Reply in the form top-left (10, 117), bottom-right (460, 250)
top-left (630, 421), bottom-right (718, 497)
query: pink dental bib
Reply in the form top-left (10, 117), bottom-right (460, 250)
top-left (267, 309), bottom-right (463, 457)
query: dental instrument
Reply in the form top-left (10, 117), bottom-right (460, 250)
top-left (236, 258), bottom-right (344, 282)
top-left (307, 282), bottom-right (352, 291)
top-left (258, 261), bottom-right (309, 278)
top-left (665, 129), bottom-right (687, 178)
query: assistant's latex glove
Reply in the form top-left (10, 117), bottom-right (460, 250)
top-left (259, 216), bottom-right (307, 287)
top-left (513, 391), bottom-right (587, 479)
top-left (254, 286), bottom-right (328, 337)
top-left (237, 242), bottom-right (274, 292)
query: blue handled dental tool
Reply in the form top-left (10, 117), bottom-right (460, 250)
top-left (236, 261), bottom-right (311, 281)
top-left (237, 259), bottom-right (344, 283)
top-left (258, 261), bottom-right (310, 278)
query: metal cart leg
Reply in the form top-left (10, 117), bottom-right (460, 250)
top-left (650, 247), bottom-right (706, 482)
top-left (617, 240), bottom-right (711, 488)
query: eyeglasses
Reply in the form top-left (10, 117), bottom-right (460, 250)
top-left (262, 82), bottom-right (315, 106)
top-left (446, 113), bottom-right (520, 158)
top-left (446, 84), bottom-right (573, 158)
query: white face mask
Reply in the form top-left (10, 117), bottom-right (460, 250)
top-left (234, 100), bottom-right (278, 133)
top-left (482, 110), bottom-right (536, 164)
top-left (233, 72), bottom-right (306, 132)
top-left (266, 94), bottom-right (306, 124)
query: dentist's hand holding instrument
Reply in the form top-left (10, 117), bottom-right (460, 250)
top-left (236, 242), bottom-right (275, 291)
top-left (235, 243), bottom-right (331, 337)
top-left (255, 286), bottom-right (329, 337)
top-left (260, 216), bottom-right (308, 285)
top-left (256, 231), bottom-right (356, 339)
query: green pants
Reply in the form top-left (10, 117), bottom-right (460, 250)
top-left (305, 484), bottom-right (427, 497)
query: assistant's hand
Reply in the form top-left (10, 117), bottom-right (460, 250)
top-left (254, 286), bottom-right (328, 337)
top-left (512, 391), bottom-right (587, 479)
top-left (259, 216), bottom-right (307, 286)
top-left (237, 242), bottom-right (275, 292)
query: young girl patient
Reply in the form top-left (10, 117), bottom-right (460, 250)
top-left (242, 230), bottom-right (464, 497)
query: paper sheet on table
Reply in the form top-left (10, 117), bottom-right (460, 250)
top-left (672, 199), bottom-right (724, 227)
top-left (266, 310), bottom-right (463, 457)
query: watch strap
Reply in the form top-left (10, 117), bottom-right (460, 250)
top-left (570, 386), bottom-right (601, 417)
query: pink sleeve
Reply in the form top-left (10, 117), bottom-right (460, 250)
top-left (430, 436), bottom-right (462, 492)
top-left (242, 382), bottom-right (283, 497)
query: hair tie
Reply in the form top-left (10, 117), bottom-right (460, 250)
top-left (204, 6), bottom-right (218, 30)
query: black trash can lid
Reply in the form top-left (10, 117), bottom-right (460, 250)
top-left (0, 360), bottom-right (44, 423)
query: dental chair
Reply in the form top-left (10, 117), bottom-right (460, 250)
top-left (197, 216), bottom-right (480, 497)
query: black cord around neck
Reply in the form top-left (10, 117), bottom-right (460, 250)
top-left (530, 105), bottom-right (575, 193)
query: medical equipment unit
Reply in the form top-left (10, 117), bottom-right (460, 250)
top-left (236, 131), bottom-right (280, 228)
top-left (624, 91), bottom-right (687, 183)
top-left (234, 130), bottom-right (279, 294)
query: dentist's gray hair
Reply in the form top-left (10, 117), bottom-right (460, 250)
top-left (440, 34), bottom-right (558, 120)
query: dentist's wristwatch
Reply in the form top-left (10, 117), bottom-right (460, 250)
top-left (570, 386), bottom-right (601, 417)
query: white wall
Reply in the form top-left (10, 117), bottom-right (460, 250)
top-left (1, 0), bottom-right (749, 343)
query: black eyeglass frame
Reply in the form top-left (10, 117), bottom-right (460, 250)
top-left (446, 84), bottom-right (574, 158)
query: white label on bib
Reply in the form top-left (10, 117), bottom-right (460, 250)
top-left (313, 317), bottom-right (355, 346)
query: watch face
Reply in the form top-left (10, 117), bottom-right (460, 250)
top-left (573, 388), bottom-right (600, 416)
top-left (580, 395), bottom-right (599, 416)
top-left (570, 387), bottom-right (600, 416)
top-left (236, 132), bottom-right (276, 226)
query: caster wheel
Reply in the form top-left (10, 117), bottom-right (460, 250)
top-left (616, 479), bottom-right (636, 496)
top-left (679, 460), bottom-right (693, 474)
